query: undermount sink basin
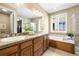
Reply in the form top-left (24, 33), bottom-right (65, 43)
top-left (0, 36), bottom-right (25, 42)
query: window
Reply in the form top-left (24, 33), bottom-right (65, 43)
top-left (50, 13), bottom-right (67, 33)
top-left (59, 22), bottom-right (65, 31)
top-left (53, 23), bottom-right (55, 31)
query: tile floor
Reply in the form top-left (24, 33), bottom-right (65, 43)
top-left (42, 47), bottom-right (76, 56)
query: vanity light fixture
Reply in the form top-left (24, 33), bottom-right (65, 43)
top-left (33, 9), bottom-right (43, 16)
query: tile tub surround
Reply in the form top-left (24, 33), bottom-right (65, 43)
top-left (0, 32), bottom-right (48, 49)
top-left (48, 34), bottom-right (75, 44)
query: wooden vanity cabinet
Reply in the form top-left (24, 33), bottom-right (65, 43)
top-left (0, 35), bottom-right (48, 56)
top-left (20, 40), bottom-right (33, 56)
top-left (33, 36), bottom-right (44, 56)
top-left (0, 45), bottom-right (18, 56)
top-left (43, 35), bottom-right (49, 51)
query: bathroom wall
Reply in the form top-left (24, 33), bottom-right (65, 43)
top-left (0, 13), bottom-right (10, 34)
top-left (49, 5), bottom-right (79, 33)
top-left (74, 13), bottom-right (79, 44)
top-left (49, 5), bottom-right (79, 43)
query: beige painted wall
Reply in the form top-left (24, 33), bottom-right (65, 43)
top-left (49, 5), bottom-right (79, 33)
top-left (49, 5), bottom-right (79, 43)
top-left (0, 13), bottom-right (10, 34)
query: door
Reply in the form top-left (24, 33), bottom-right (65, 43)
top-left (17, 20), bottom-right (22, 33)
top-left (43, 35), bottom-right (49, 51)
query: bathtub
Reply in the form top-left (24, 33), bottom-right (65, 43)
top-left (48, 34), bottom-right (75, 44)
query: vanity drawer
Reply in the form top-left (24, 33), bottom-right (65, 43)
top-left (21, 40), bottom-right (32, 49)
top-left (0, 45), bottom-right (18, 56)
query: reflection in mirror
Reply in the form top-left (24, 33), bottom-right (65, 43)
top-left (0, 8), bottom-right (13, 38)
top-left (23, 22), bottom-right (36, 35)
top-left (31, 17), bottom-right (42, 33)
top-left (0, 8), bottom-right (42, 38)
top-left (17, 17), bottom-right (22, 33)
top-left (0, 8), bottom-right (12, 15)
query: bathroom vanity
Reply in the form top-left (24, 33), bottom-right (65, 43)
top-left (0, 33), bottom-right (49, 56)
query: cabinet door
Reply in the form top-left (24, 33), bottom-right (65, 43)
top-left (34, 36), bottom-right (43, 52)
top-left (0, 45), bottom-right (18, 56)
top-left (43, 35), bottom-right (49, 51)
top-left (34, 36), bottom-right (44, 56)
top-left (43, 37), bottom-right (47, 51)
top-left (34, 46), bottom-right (43, 56)
top-left (21, 46), bottom-right (33, 56)
top-left (46, 38), bottom-right (49, 48)
top-left (9, 52), bottom-right (18, 56)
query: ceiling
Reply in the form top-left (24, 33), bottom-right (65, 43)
top-left (0, 3), bottom-right (43, 18)
top-left (39, 3), bottom-right (79, 13)
top-left (0, 3), bottom-right (79, 18)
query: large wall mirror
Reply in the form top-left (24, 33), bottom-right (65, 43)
top-left (0, 8), bottom-right (12, 34)
top-left (0, 7), bottom-right (43, 38)
top-left (0, 8), bottom-right (17, 38)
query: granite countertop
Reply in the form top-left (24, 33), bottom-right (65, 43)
top-left (0, 32), bottom-right (48, 49)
